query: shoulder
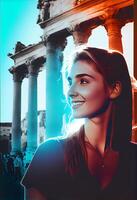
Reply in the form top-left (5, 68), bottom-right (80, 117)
top-left (36, 137), bottom-right (65, 155)
top-left (30, 137), bottom-right (67, 168)
top-left (21, 137), bottom-right (67, 188)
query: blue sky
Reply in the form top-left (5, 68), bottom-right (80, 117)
top-left (0, 0), bottom-right (133, 123)
top-left (0, 0), bottom-right (42, 122)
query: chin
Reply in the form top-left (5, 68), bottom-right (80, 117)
top-left (72, 112), bottom-right (86, 119)
top-left (72, 110), bottom-right (98, 119)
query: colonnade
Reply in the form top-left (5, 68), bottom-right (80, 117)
top-left (9, 10), bottom-right (133, 155)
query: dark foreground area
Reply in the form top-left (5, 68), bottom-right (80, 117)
top-left (0, 174), bottom-right (24, 200)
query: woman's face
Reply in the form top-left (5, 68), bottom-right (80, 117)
top-left (67, 60), bottom-right (111, 119)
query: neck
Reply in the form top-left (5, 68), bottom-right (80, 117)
top-left (84, 103), bottom-right (112, 156)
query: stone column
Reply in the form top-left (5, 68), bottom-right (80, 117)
top-left (101, 9), bottom-right (124, 53)
top-left (68, 23), bottom-right (91, 46)
top-left (26, 57), bottom-right (45, 156)
top-left (105, 18), bottom-right (124, 53)
top-left (45, 35), bottom-right (67, 138)
top-left (9, 67), bottom-right (25, 154)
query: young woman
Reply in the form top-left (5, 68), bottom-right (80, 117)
top-left (21, 47), bottom-right (137, 200)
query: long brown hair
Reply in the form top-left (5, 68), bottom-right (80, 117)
top-left (72, 47), bottom-right (132, 151)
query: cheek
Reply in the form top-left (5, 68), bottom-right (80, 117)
top-left (84, 86), bottom-right (108, 103)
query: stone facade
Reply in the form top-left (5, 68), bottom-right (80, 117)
top-left (0, 123), bottom-right (12, 137)
top-left (0, 123), bottom-right (12, 153)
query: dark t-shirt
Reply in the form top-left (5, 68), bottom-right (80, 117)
top-left (21, 131), bottom-right (137, 200)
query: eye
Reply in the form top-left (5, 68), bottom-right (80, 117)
top-left (80, 78), bottom-right (89, 85)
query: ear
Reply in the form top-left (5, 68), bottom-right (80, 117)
top-left (109, 81), bottom-right (122, 99)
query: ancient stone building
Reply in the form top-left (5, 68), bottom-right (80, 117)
top-left (0, 123), bottom-right (12, 153)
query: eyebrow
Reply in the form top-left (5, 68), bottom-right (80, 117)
top-left (67, 73), bottom-right (94, 81)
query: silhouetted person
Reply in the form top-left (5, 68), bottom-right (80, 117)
top-left (14, 155), bottom-right (23, 180)
top-left (7, 156), bottom-right (14, 176)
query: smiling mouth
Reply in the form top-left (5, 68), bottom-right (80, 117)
top-left (71, 101), bottom-right (85, 109)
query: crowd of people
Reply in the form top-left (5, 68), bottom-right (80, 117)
top-left (0, 152), bottom-right (28, 181)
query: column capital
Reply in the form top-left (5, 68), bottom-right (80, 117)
top-left (100, 8), bottom-right (119, 21)
top-left (26, 56), bottom-right (46, 76)
top-left (67, 23), bottom-right (91, 46)
top-left (43, 34), bottom-right (67, 63)
top-left (100, 8), bottom-right (125, 32)
top-left (43, 34), bottom-right (67, 51)
top-left (9, 66), bottom-right (26, 82)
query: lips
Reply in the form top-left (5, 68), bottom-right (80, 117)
top-left (71, 101), bottom-right (85, 109)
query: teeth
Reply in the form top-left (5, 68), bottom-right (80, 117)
top-left (72, 102), bottom-right (84, 106)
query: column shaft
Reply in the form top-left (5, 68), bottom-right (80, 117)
top-left (105, 18), bottom-right (123, 53)
top-left (27, 74), bottom-right (38, 151)
top-left (11, 80), bottom-right (22, 153)
top-left (45, 37), bottom-right (66, 138)
top-left (25, 57), bottom-right (45, 160)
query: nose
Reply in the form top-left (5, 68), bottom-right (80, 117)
top-left (67, 84), bottom-right (78, 98)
